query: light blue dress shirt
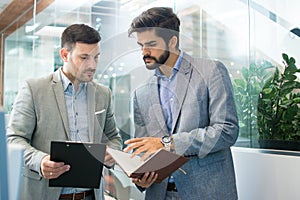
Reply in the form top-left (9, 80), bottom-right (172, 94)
top-left (155, 51), bottom-right (183, 133)
top-left (155, 51), bottom-right (183, 183)
top-left (59, 69), bottom-right (91, 194)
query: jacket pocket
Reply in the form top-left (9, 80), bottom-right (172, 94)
top-left (95, 109), bottom-right (106, 127)
top-left (23, 167), bottom-right (42, 180)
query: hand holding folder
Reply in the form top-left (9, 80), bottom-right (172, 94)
top-left (107, 147), bottom-right (189, 183)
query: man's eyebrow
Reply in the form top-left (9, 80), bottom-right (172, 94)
top-left (79, 53), bottom-right (89, 56)
top-left (79, 52), bottom-right (100, 57)
top-left (137, 40), bottom-right (156, 46)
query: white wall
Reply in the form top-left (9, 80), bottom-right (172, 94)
top-left (232, 147), bottom-right (300, 200)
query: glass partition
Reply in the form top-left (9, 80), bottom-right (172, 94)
top-left (3, 0), bottom-right (300, 198)
top-left (4, 0), bottom-right (300, 150)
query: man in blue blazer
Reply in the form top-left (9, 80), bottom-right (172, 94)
top-left (124, 7), bottom-right (239, 200)
top-left (7, 24), bottom-right (122, 200)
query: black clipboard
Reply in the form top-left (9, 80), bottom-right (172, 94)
top-left (49, 141), bottom-right (106, 188)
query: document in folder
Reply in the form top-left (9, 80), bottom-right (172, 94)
top-left (107, 148), bottom-right (189, 183)
top-left (49, 141), bottom-right (106, 188)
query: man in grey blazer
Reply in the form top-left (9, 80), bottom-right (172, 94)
top-left (124, 7), bottom-right (239, 200)
top-left (7, 24), bottom-right (122, 200)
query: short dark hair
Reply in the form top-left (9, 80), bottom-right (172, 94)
top-left (128, 7), bottom-right (180, 49)
top-left (61, 24), bottom-right (101, 50)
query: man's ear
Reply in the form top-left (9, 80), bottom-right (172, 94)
top-left (60, 48), bottom-right (69, 62)
top-left (168, 36), bottom-right (178, 49)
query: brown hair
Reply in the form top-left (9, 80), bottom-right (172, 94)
top-left (128, 7), bottom-right (180, 49)
top-left (61, 24), bottom-right (101, 51)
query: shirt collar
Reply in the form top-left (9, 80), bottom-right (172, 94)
top-left (59, 68), bottom-right (87, 92)
top-left (155, 50), bottom-right (183, 78)
top-left (173, 50), bottom-right (183, 71)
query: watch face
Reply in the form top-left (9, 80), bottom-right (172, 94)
top-left (162, 136), bottom-right (171, 144)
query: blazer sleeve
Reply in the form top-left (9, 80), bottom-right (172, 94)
top-left (132, 90), bottom-right (148, 138)
top-left (172, 60), bottom-right (239, 157)
top-left (7, 81), bottom-right (47, 175)
top-left (101, 88), bottom-right (122, 150)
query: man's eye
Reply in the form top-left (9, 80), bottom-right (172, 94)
top-left (144, 44), bottom-right (156, 48)
top-left (81, 56), bottom-right (88, 60)
top-left (148, 43), bottom-right (156, 47)
top-left (141, 44), bottom-right (156, 49)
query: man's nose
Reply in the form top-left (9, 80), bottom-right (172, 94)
top-left (87, 58), bottom-right (97, 69)
top-left (142, 46), bottom-right (150, 56)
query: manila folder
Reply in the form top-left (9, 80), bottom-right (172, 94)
top-left (107, 148), bottom-right (189, 183)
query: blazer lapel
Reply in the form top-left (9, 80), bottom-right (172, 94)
top-left (171, 53), bottom-right (193, 133)
top-left (87, 83), bottom-right (96, 142)
top-left (52, 71), bottom-right (70, 139)
top-left (148, 76), bottom-right (169, 136)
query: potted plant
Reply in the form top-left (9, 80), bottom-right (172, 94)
top-left (233, 60), bottom-right (274, 147)
top-left (257, 53), bottom-right (300, 151)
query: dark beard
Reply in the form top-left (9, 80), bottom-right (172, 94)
top-left (143, 50), bottom-right (170, 70)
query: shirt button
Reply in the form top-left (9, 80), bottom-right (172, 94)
top-left (170, 98), bottom-right (174, 102)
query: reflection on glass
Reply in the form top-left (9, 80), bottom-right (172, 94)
top-left (2, 0), bottom-right (300, 166)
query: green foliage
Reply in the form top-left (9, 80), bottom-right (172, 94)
top-left (257, 53), bottom-right (300, 141)
top-left (233, 60), bottom-right (275, 138)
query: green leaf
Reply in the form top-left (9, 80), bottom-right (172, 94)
top-left (290, 57), bottom-right (296, 65)
top-left (234, 79), bottom-right (245, 87)
top-left (285, 64), bottom-right (298, 75)
top-left (282, 53), bottom-right (289, 62)
top-left (273, 68), bottom-right (280, 81)
top-left (280, 99), bottom-right (293, 106)
top-left (294, 82), bottom-right (300, 89)
top-left (293, 97), bottom-right (300, 104)
top-left (242, 68), bottom-right (249, 80)
top-left (281, 81), bottom-right (298, 91)
top-left (262, 88), bottom-right (273, 94)
top-left (284, 74), bottom-right (297, 81)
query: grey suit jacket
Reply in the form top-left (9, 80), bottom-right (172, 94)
top-left (7, 69), bottom-right (122, 200)
top-left (133, 52), bottom-right (239, 200)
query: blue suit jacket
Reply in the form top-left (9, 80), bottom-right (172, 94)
top-left (133, 52), bottom-right (239, 200)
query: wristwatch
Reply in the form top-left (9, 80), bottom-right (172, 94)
top-left (161, 135), bottom-right (172, 151)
